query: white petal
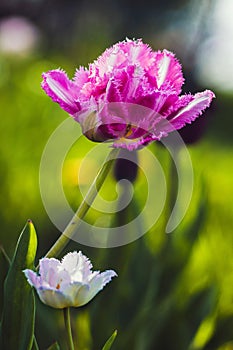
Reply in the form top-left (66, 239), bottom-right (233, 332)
top-left (23, 269), bottom-right (41, 288)
top-left (61, 251), bottom-right (93, 282)
top-left (64, 282), bottom-right (89, 306)
top-left (37, 288), bottom-right (71, 309)
top-left (39, 258), bottom-right (60, 279)
top-left (76, 270), bottom-right (117, 306)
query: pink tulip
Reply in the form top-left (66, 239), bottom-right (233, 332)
top-left (42, 39), bottom-right (215, 150)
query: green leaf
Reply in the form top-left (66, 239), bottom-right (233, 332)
top-left (31, 336), bottom-right (40, 350)
top-left (0, 245), bottom-right (11, 266)
top-left (0, 220), bottom-right (37, 350)
top-left (203, 315), bottom-right (233, 350)
top-left (47, 341), bottom-right (60, 350)
top-left (101, 330), bottom-right (117, 350)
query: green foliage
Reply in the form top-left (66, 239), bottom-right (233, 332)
top-left (0, 220), bottom-right (37, 350)
top-left (203, 315), bottom-right (233, 350)
top-left (47, 341), bottom-right (61, 350)
top-left (101, 330), bottom-right (117, 350)
top-left (87, 170), bottom-right (231, 350)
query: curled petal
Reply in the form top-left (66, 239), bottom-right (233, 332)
top-left (167, 90), bottom-right (215, 131)
top-left (164, 93), bottom-right (193, 117)
top-left (76, 270), bottom-right (117, 306)
top-left (24, 269), bottom-right (41, 289)
top-left (41, 69), bottom-right (81, 115)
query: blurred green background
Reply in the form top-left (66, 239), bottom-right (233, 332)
top-left (0, 0), bottom-right (232, 349)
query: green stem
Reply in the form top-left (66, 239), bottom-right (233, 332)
top-left (0, 245), bottom-right (11, 265)
top-left (33, 335), bottom-right (39, 350)
top-left (45, 148), bottom-right (119, 258)
top-left (63, 308), bottom-right (75, 350)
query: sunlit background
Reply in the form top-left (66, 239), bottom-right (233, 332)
top-left (0, 0), bottom-right (232, 349)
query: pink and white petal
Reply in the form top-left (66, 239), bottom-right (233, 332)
top-left (76, 270), bottom-right (117, 306)
top-left (39, 258), bottom-right (60, 281)
top-left (41, 69), bottom-right (80, 115)
top-left (135, 91), bottom-right (163, 111)
top-left (135, 91), bottom-right (178, 118)
top-left (119, 39), bottom-right (154, 69)
top-left (100, 102), bottom-right (160, 133)
top-left (158, 92), bottom-right (180, 116)
top-left (93, 45), bottom-right (126, 77)
top-left (164, 93), bottom-right (193, 118)
top-left (38, 258), bottom-right (71, 289)
top-left (54, 269), bottom-right (71, 289)
top-left (112, 67), bottom-right (132, 99)
top-left (98, 101), bottom-right (128, 125)
top-left (23, 269), bottom-right (41, 289)
top-left (105, 79), bottom-right (123, 103)
top-left (150, 50), bottom-right (184, 93)
top-left (74, 66), bottom-right (89, 90)
top-left (167, 90), bottom-right (215, 131)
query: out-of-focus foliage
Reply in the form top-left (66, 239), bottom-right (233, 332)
top-left (0, 0), bottom-right (232, 349)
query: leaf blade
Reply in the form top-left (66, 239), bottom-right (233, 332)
top-left (0, 220), bottom-right (37, 350)
top-left (102, 330), bottom-right (118, 350)
top-left (47, 341), bottom-right (61, 350)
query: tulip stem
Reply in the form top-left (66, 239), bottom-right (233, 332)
top-left (64, 307), bottom-right (75, 350)
top-left (44, 147), bottom-right (120, 259)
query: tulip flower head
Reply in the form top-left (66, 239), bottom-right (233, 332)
top-left (24, 251), bottom-right (117, 309)
top-left (42, 38), bottom-right (215, 150)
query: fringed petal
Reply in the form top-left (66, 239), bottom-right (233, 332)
top-left (41, 69), bottom-right (81, 115)
top-left (150, 50), bottom-right (184, 93)
top-left (61, 251), bottom-right (93, 282)
top-left (76, 270), bottom-right (117, 306)
top-left (167, 90), bottom-right (215, 131)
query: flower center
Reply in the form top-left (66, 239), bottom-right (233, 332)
top-left (124, 124), bottom-right (133, 138)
